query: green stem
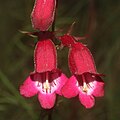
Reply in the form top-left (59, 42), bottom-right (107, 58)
top-left (48, 111), bottom-right (52, 120)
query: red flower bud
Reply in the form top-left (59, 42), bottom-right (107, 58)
top-left (31, 0), bottom-right (56, 31)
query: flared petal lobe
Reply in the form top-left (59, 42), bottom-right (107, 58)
top-left (31, 0), bottom-right (56, 31)
top-left (34, 39), bottom-right (57, 73)
top-left (79, 92), bottom-right (95, 108)
top-left (84, 73), bottom-right (105, 97)
top-left (92, 80), bottom-right (104, 97)
top-left (20, 76), bottom-right (38, 97)
top-left (62, 75), bottom-right (79, 98)
top-left (69, 43), bottom-right (96, 74)
top-left (55, 73), bottom-right (68, 95)
top-left (38, 92), bottom-right (56, 109)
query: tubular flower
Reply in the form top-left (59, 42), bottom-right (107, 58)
top-left (31, 0), bottom-right (56, 31)
top-left (60, 35), bottom-right (104, 108)
top-left (20, 39), bottom-right (67, 109)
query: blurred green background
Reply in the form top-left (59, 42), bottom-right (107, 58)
top-left (0, 0), bottom-right (120, 120)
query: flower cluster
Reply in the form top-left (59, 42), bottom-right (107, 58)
top-left (20, 0), bottom-right (104, 109)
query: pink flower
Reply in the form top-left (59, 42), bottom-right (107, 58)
top-left (20, 39), bottom-right (67, 109)
top-left (31, 0), bottom-right (56, 31)
top-left (60, 35), bottom-right (104, 108)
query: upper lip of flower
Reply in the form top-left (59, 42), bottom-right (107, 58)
top-left (75, 72), bottom-right (104, 94)
top-left (30, 69), bottom-right (61, 94)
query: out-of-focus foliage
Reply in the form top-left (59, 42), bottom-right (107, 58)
top-left (0, 0), bottom-right (120, 120)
